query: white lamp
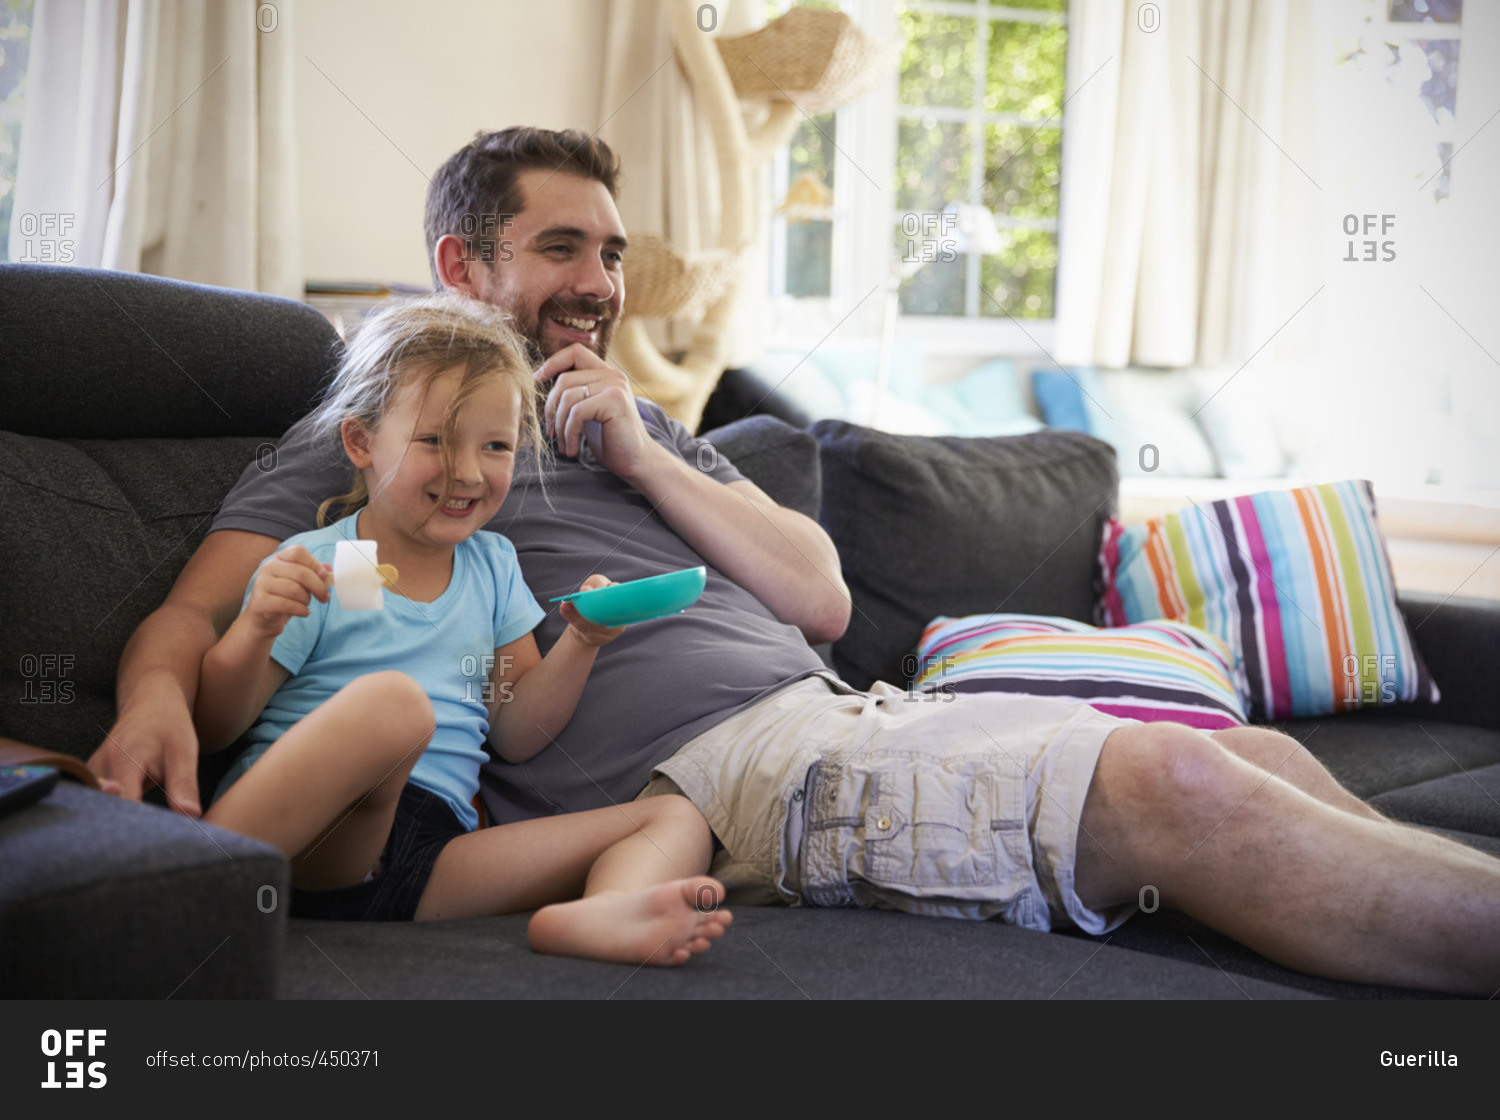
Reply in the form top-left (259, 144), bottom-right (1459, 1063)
top-left (943, 202), bottom-right (1007, 256)
top-left (777, 169), bottom-right (835, 223)
top-left (871, 202), bottom-right (1006, 425)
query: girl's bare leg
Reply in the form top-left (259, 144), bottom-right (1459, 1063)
top-left (527, 877), bottom-right (732, 966)
top-left (415, 794), bottom-right (732, 965)
top-left (204, 671), bottom-right (434, 888)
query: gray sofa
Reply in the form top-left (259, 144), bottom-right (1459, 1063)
top-left (4, 263), bottom-right (1498, 1000)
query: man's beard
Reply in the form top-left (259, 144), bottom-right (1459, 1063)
top-left (515, 296), bottom-right (617, 461)
top-left (517, 294), bottom-right (615, 365)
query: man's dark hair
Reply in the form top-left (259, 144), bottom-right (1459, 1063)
top-left (424, 127), bottom-right (623, 289)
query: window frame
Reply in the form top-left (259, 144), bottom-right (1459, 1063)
top-left (765, 0), bottom-right (1065, 357)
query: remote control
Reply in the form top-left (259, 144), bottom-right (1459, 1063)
top-left (0, 764), bottom-right (60, 817)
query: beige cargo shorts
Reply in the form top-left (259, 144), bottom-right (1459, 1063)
top-left (643, 673), bottom-right (1137, 934)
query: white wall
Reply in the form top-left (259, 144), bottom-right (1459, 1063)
top-left (294, 0), bottom-right (608, 287)
top-left (1281, 0), bottom-right (1500, 494)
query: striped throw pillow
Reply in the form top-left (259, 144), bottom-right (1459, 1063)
top-left (1097, 479), bottom-right (1440, 721)
top-left (912, 614), bottom-right (1247, 730)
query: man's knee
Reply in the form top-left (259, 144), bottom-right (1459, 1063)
top-left (1077, 723), bottom-right (1255, 904)
top-left (1095, 722), bottom-right (1247, 815)
top-left (1210, 724), bottom-right (1301, 757)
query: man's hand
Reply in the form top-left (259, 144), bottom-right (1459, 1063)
top-left (89, 673), bottom-right (203, 815)
top-left (91, 528), bottom-right (284, 815)
top-left (535, 344), bottom-right (663, 482)
top-left (536, 345), bottom-right (850, 643)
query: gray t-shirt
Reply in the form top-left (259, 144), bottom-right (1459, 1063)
top-left (212, 400), bottom-right (828, 823)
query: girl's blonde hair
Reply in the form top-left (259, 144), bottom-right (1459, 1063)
top-left (309, 293), bottom-right (546, 526)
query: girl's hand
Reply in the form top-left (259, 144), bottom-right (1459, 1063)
top-left (558, 574), bottom-right (626, 648)
top-left (241, 546), bottom-right (332, 641)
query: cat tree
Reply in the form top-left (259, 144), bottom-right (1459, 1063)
top-left (611, 2), bottom-right (898, 431)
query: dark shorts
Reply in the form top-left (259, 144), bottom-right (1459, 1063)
top-left (290, 784), bottom-right (467, 921)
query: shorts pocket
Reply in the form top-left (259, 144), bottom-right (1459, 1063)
top-left (801, 752), bottom-right (1026, 905)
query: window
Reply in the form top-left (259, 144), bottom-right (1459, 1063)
top-left (772, 110), bottom-right (838, 299)
top-left (0, 0), bottom-right (35, 262)
top-left (893, 0), bottom-right (1066, 320)
top-left (766, 0), bottom-right (1070, 351)
top-left (767, 0), bottom-right (841, 304)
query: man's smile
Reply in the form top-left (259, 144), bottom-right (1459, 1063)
top-left (543, 303), bottom-right (612, 349)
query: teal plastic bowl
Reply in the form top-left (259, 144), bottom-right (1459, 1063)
top-left (551, 566), bottom-right (707, 627)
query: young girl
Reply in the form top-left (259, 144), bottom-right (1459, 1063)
top-left (196, 295), bottom-right (731, 966)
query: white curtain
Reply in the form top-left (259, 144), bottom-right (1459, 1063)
top-left (11, 0), bottom-right (301, 297)
top-left (1055, 0), bottom-right (1321, 369)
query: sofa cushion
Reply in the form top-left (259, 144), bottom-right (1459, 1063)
top-left (812, 422), bottom-right (1118, 690)
top-left (1099, 480), bottom-right (1439, 721)
top-left (1278, 712), bottom-right (1500, 803)
top-left (1395, 591), bottom-right (1500, 732)
top-left (0, 431), bottom-right (274, 758)
top-left (1369, 764), bottom-right (1500, 837)
top-left (912, 614), bottom-right (1247, 730)
top-left (278, 905), bottom-right (1318, 999)
top-left (0, 264), bottom-right (339, 440)
top-left (0, 267), bottom-right (340, 761)
top-left (699, 414), bottom-right (821, 521)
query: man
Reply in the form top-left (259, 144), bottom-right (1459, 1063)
top-left (91, 127), bottom-right (1500, 995)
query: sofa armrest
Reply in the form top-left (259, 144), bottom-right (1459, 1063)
top-left (698, 366), bottom-right (815, 434)
top-left (0, 779), bottom-right (288, 997)
top-left (1399, 591), bottom-right (1500, 731)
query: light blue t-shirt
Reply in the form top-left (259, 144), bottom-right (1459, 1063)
top-left (214, 509), bottom-right (545, 830)
top-left (213, 400), bottom-right (829, 824)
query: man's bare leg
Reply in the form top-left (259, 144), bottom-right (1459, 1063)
top-left (1073, 722), bottom-right (1500, 995)
top-left (1208, 725), bottom-right (1493, 866)
top-left (1209, 726), bottom-right (1386, 820)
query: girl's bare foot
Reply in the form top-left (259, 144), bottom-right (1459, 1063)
top-left (527, 876), bottom-right (733, 966)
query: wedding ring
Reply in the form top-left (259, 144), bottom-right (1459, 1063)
top-left (582, 385), bottom-right (591, 399)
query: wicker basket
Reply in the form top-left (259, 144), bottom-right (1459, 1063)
top-left (715, 7), bottom-right (900, 114)
top-left (621, 234), bottom-right (743, 321)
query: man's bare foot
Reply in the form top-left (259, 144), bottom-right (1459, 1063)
top-left (527, 877), bottom-right (734, 966)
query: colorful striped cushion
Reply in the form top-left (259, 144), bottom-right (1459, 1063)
top-left (1097, 479), bottom-right (1440, 721)
top-left (912, 614), bottom-right (1247, 730)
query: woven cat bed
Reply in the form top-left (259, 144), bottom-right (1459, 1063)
top-left (621, 233), bottom-right (742, 321)
top-left (715, 7), bottom-right (900, 114)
